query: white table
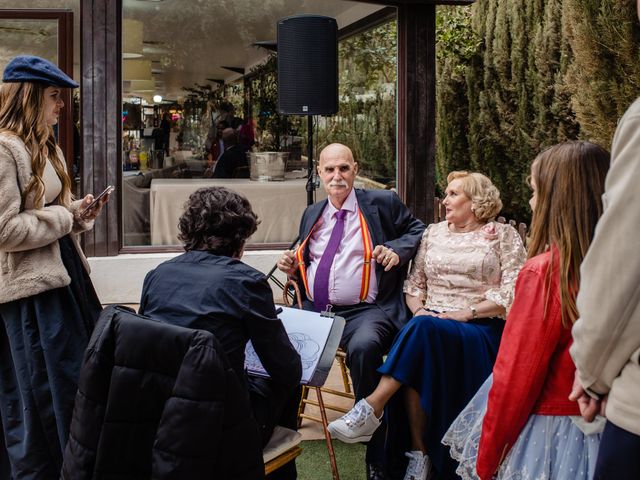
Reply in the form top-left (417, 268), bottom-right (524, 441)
top-left (149, 178), bottom-right (326, 245)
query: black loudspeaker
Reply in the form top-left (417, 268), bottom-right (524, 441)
top-left (277, 15), bottom-right (338, 115)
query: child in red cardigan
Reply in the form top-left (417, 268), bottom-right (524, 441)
top-left (443, 141), bottom-right (609, 479)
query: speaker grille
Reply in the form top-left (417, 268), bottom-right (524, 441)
top-left (277, 15), bottom-right (338, 115)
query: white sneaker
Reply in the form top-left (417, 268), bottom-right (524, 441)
top-left (403, 451), bottom-right (431, 480)
top-left (327, 398), bottom-right (382, 443)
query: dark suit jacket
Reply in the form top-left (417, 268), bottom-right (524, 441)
top-left (296, 188), bottom-right (425, 329)
top-left (139, 251), bottom-right (301, 390)
top-left (213, 145), bottom-right (249, 178)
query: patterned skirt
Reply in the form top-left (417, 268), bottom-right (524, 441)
top-left (443, 376), bottom-right (603, 480)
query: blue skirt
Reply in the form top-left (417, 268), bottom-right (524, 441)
top-left (378, 314), bottom-right (503, 479)
top-left (443, 376), bottom-right (602, 479)
top-left (0, 235), bottom-right (101, 479)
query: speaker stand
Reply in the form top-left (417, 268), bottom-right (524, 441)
top-left (305, 114), bottom-right (315, 207)
top-left (266, 115), bottom-right (315, 293)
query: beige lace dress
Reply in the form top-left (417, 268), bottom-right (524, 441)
top-left (403, 220), bottom-right (526, 315)
top-left (378, 220), bottom-right (526, 477)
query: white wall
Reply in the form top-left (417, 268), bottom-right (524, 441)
top-left (88, 250), bottom-right (287, 304)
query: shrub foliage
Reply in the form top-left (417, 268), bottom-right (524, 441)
top-left (437, 1), bottom-right (640, 221)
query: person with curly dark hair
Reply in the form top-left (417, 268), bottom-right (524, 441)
top-left (139, 186), bottom-right (302, 479)
top-left (177, 186), bottom-right (259, 255)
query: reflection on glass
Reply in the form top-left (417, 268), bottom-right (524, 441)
top-left (0, 17), bottom-right (80, 194)
top-left (121, 0), bottom-right (398, 247)
top-left (0, 19), bottom-right (58, 74)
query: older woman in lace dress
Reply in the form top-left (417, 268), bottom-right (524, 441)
top-left (328, 171), bottom-right (527, 480)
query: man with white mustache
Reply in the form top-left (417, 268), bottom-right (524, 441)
top-left (278, 143), bottom-right (425, 480)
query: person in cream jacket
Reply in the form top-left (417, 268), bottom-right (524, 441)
top-left (570, 50), bottom-right (640, 480)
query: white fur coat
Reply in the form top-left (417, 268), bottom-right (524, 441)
top-left (0, 132), bottom-right (93, 303)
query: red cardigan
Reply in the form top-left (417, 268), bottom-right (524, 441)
top-left (476, 251), bottom-right (580, 480)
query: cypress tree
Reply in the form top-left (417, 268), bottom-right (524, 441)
top-left (438, 0), bottom-right (578, 221)
top-left (435, 7), bottom-right (478, 191)
top-left (436, 1), bottom-right (640, 220)
top-left (563, 0), bottom-right (640, 147)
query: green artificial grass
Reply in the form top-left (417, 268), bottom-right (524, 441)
top-left (296, 440), bottom-right (366, 479)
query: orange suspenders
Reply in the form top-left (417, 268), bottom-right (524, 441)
top-left (295, 209), bottom-right (373, 302)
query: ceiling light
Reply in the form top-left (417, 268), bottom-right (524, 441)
top-left (153, 94), bottom-right (163, 103)
top-left (123, 59), bottom-right (152, 81)
top-left (129, 79), bottom-right (155, 92)
top-left (122, 19), bottom-right (143, 59)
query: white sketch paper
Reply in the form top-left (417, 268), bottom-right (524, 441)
top-left (244, 306), bottom-right (335, 384)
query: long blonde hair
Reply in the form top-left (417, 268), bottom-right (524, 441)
top-left (527, 141), bottom-right (609, 326)
top-left (0, 82), bottom-right (72, 207)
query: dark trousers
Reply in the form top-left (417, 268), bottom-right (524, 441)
top-left (249, 375), bottom-right (302, 480)
top-left (0, 422), bottom-right (9, 480)
top-left (332, 303), bottom-right (397, 465)
top-left (594, 420), bottom-right (640, 480)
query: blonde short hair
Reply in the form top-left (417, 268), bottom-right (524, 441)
top-left (446, 171), bottom-right (502, 222)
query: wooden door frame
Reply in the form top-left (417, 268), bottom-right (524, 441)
top-left (0, 9), bottom-right (75, 172)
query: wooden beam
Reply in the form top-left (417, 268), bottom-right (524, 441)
top-left (221, 66), bottom-right (246, 75)
top-left (338, 6), bottom-right (397, 40)
top-left (348, 0), bottom-right (474, 5)
top-left (59, 11), bottom-right (75, 176)
top-left (81, 0), bottom-right (120, 256)
top-left (396, 2), bottom-right (436, 224)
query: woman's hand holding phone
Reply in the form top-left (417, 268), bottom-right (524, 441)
top-left (80, 185), bottom-right (114, 219)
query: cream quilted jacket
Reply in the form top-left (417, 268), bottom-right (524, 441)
top-left (572, 98), bottom-right (640, 436)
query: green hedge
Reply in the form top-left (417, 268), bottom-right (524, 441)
top-left (436, 1), bottom-right (640, 221)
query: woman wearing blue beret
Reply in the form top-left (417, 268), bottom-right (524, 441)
top-left (0, 55), bottom-right (107, 478)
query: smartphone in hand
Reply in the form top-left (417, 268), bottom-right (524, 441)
top-left (80, 185), bottom-right (114, 217)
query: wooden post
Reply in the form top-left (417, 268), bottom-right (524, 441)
top-left (396, 2), bottom-right (436, 224)
top-left (81, 0), bottom-right (120, 256)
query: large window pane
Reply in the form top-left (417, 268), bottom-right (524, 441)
top-left (319, 19), bottom-right (398, 189)
top-left (0, 19), bottom-right (58, 69)
top-left (121, 0), bottom-right (396, 248)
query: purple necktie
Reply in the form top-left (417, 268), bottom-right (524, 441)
top-left (314, 209), bottom-right (347, 312)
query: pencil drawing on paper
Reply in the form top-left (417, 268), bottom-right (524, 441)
top-left (245, 331), bottom-right (321, 378)
top-left (288, 332), bottom-right (320, 371)
top-left (244, 343), bottom-right (265, 374)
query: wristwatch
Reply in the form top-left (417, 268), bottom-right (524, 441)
top-left (469, 305), bottom-right (478, 320)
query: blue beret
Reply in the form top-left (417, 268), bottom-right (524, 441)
top-left (2, 55), bottom-right (78, 88)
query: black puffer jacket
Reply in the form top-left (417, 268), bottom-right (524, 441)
top-left (61, 305), bottom-right (264, 480)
